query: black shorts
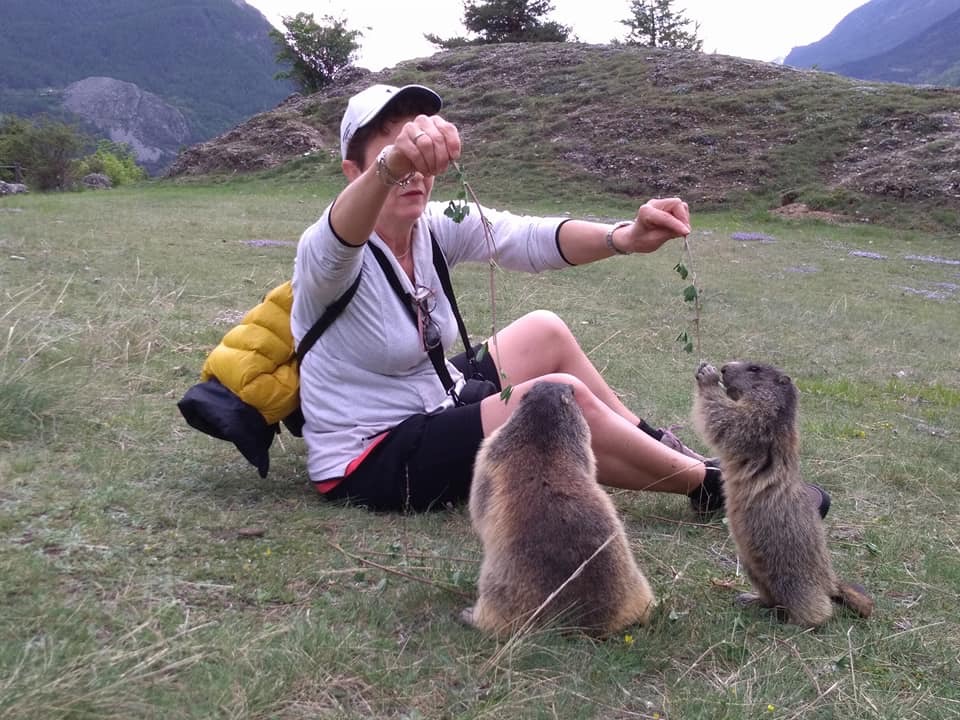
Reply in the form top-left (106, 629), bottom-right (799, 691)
top-left (321, 346), bottom-right (501, 512)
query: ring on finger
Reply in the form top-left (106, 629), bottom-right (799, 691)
top-left (413, 131), bottom-right (428, 142)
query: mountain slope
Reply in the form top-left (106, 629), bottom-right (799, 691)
top-left (832, 9), bottom-right (960, 86)
top-left (0, 0), bottom-right (291, 141)
top-left (167, 43), bottom-right (960, 230)
top-left (784, 0), bottom-right (960, 73)
top-left (63, 77), bottom-right (192, 172)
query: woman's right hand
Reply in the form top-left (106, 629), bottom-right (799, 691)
top-left (384, 115), bottom-right (462, 179)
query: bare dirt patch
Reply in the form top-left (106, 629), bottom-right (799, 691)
top-left (165, 94), bottom-right (330, 176)
top-left (771, 202), bottom-right (850, 223)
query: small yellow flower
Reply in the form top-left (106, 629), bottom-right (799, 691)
top-left (767, 704), bottom-right (775, 713)
top-left (623, 634), bottom-right (634, 646)
top-left (263, 548), bottom-right (272, 556)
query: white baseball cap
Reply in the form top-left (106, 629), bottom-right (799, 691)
top-left (339, 84), bottom-right (443, 159)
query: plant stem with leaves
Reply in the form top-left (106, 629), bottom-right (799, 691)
top-left (673, 235), bottom-right (702, 357)
top-left (445, 161), bottom-right (512, 402)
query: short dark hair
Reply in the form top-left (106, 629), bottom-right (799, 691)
top-left (345, 95), bottom-right (435, 168)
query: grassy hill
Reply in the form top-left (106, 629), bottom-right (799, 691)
top-left (167, 43), bottom-right (960, 232)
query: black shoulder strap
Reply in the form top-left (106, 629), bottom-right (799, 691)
top-left (296, 235), bottom-right (478, 397)
top-left (367, 233), bottom-right (480, 397)
top-left (428, 231), bottom-right (480, 373)
top-left (366, 242), bottom-right (417, 324)
top-left (295, 270), bottom-right (363, 364)
top-left (366, 240), bottom-right (458, 395)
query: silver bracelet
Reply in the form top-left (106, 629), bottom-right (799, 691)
top-left (376, 148), bottom-right (414, 188)
top-left (606, 221), bottom-right (632, 255)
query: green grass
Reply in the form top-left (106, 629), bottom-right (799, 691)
top-left (1, 179), bottom-right (958, 719)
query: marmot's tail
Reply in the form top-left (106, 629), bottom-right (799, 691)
top-left (832, 582), bottom-right (875, 618)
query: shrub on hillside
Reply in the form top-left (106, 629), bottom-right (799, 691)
top-left (76, 141), bottom-right (147, 186)
top-left (1, 117), bottom-right (146, 190)
top-left (0, 115), bottom-right (85, 190)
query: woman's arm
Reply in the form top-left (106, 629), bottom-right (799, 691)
top-left (330, 115), bottom-right (461, 246)
top-left (328, 158), bottom-right (395, 247)
top-left (556, 197), bottom-right (692, 266)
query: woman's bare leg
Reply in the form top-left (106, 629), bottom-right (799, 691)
top-left (479, 372), bottom-right (705, 494)
top-left (485, 310), bottom-right (640, 422)
top-left (475, 312), bottom-right (829, 515)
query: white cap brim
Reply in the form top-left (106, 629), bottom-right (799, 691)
top-left (340, 84), bottom-right (443, 159)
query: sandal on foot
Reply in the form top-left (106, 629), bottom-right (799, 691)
top-left (638, 420), bottom-right (707, 462)
top-left (688, 459), bottom-right (724, 517)
top-left (659, 427), bottom-right (707, 462)
top-left (808, 483), bottom-right (831, 519)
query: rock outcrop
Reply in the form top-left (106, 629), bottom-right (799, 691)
top-left (82, 173), bottom-right (112, 190)
top-left (63, 76), bottom-right (191, 174)
top-left (0, 181), bottom-right (29, 196)
top-left (164, 93), bottom-right (331, 177)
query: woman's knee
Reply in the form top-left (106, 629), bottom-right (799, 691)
top-left (517, 309), bottom-right (577, 348)
top-left (520, 308), bottom-right (570, 334)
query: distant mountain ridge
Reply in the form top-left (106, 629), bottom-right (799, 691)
top-left (0, 0), bottom-right (292, 170)
top-left (785, 0), bottom-right (960, 86)
top-left (833, 9), bottom-right (960, 86)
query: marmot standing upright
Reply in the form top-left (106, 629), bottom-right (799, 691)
top-left (462, 381), bottom-right (655, 636)
top-left (692, 361), bottom-right (874, 627)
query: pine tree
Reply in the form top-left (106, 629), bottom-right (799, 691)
top-left (426, 0), bottom-right (570, 49)
top-left (621, 0), bottom-right (703, 51)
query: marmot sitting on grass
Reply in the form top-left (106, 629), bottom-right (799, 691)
top-left (462, 381), bottom-right (655, 636)
top-left (692, 361), bottom-right (874, 627)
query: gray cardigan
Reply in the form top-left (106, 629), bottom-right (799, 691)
top-left (291, 200), bottom-right (569, 482)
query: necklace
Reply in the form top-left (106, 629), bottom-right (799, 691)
top-left (394, 243), bottom-right (412, 260)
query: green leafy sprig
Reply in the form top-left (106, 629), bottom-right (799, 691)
top-left (446, 161), bottom-right (512, 402)
top-left (443, 163), bottom-right (470, 223)
top-left (673, 235), bottom-right (703, 356)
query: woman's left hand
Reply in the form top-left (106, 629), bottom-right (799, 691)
top-left (618, 197), bottom-right (692, 254)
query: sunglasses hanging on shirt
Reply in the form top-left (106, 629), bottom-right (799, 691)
top-left (367, 235), bottom-right (496, 406)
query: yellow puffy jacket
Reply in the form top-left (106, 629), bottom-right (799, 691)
top-left (201, 281), bottom-right (298, 425)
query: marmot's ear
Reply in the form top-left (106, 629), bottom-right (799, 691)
top-left (778, 374), bottom-right (792, 385)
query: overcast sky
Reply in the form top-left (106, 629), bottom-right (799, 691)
top-left (246, 0), bottom-right (869, 69)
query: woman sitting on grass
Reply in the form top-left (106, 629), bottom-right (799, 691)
top-left (292, 82), bottom-right (828, 517)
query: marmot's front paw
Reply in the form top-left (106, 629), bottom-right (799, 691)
top-left (459, 606), bottom-right (477, 627)
top-left (696, 362), bottom-right (720, 386)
